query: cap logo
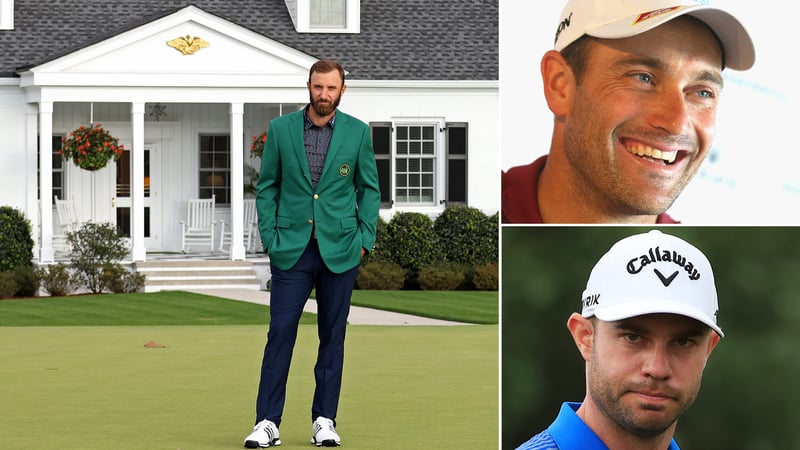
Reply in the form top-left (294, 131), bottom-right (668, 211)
top-left (633, 7), bottom-right (681, 25)
top-left (654, 269), bottom-right (679, 287)
top-left (554, 12), bottom-right (573, 45)
top-left (627, 246), bottom-right (701, 281)
top-left (582, 293), bottom-right (600, 309)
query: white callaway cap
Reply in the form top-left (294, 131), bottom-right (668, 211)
top-left (554, 0), bottom-right (756, 70)
top-left (581, 230), bottom-right (723, 337)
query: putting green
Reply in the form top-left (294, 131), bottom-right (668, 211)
top-left (0, 324), bottom-right (497, 449)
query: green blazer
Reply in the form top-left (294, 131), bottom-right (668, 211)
top-left (256, 108), bottom-right (381, 273)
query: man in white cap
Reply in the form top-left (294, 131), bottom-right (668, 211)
top-left (516, 230), bottom-right (722, 450)
top-left (502, 0), bottom-right (756, 224)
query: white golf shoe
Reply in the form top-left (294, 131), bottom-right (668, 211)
top-left (244, 419), bottom-right (281, 448)
top-left (311, 416), bottom-right (341, 447)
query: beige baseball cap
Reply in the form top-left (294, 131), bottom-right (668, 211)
top-left (581, 230), bottom-right (723, 337)
top-left (554, 0), bottom-right (756, 70)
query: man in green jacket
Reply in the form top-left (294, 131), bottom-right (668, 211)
top-left (244, 59), bottom-right (381, 448)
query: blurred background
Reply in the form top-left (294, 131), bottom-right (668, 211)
top-left (501, 226), bottom-right (800, 449)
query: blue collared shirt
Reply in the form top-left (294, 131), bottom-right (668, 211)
top-left (515, 402), bottom-right (681, 450)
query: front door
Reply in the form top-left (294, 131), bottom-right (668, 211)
top-left (113, 145), bottom-right (162, 249)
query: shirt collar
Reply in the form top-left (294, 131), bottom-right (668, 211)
top-left (549, 402), bottom-right (680, 450)
top-left (304, 104), bottom-right (336, 129)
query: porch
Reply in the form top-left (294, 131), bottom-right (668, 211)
top-left (35, 101), bottom-right (304, 265)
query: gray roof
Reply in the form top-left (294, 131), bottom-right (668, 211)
top-left (0, 0), bottom-right (498, 80)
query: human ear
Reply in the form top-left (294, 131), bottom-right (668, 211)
top-left (540, 50), bottom-right (575, 118)
top-left (706, 331), bottom-right (721, 357)
top-left (567, 313), bottom-right (594, 362)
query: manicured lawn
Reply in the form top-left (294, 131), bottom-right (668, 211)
top-left (350, 290), bottom-right (498, 324)
top-left (0, 289), bottom-right (498, 326)
top-left (0, 291), bottom-right (314, 326)
top-left (0, 290), bottom-right (499, 448)
top-left (0, 324), bottom-right (498, 449)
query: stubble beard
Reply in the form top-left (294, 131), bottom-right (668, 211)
top-left (587, 357), bottom-right (699, 439)
top-left (563, 99), bottom-right (693, 217)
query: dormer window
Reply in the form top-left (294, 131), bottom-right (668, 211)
top-left (286, 0), bottom-right (360, 34)
top-left (310, 0), bottom-right (345, 28)
top-left (0, 0), bottom-right (13, 30)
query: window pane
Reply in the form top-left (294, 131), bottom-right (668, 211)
top-left (376, 159), bottom-right (391, 204)
top-left (199, 134), bottom-right (231, 203)
top-left (394, 123), bottom-right (438, 206)
top-left (213, 152), bottom-right (229, 168)
top-left (310, 0), bottom-right (346, 28)
top-left (200, 153), bottom-right (213, 167)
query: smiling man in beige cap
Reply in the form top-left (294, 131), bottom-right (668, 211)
top-left (516, 230), bottom-right (723, 449)
top-left (502, 0), bottom-right (756, 224)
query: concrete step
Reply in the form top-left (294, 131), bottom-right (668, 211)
top-left (135, 260), bottom-right (263, 293)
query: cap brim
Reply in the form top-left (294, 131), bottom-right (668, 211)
top-left (588, 6), bottom-right (755, 71)
top-left (589, 299), bottom-right (724, 337)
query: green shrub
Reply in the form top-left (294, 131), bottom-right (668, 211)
top-left (472, 262), bottom-right (499, 291)
top-left (0, 206), bottom-right (34, 272)
top-left (67, 222), bottom-right (129, 293)
top-left (12, 266), bottom-right (39, 297)
top-left (356, 260), bottom-right (405, 290)
top-left (418, 262), bottom-right (468, 291)
top-left (368, 216), bottom-right (390, 262)
top-left (382, 212), bottom-right (439, 273)
top-left (433, 205), bottom-right (498, 265)
top-left (101, 264), bottom-right (146, 294)
top-left (0, 271), bottom-right (17, 299)
top-left (37, 263), bottom-right (77, 297)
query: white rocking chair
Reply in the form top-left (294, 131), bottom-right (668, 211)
top-left (180, 196), bottom-right (217, 253)
top-left (53, 196), bottom-right (80, 254)
top-left (244, 198), bottom-right (261, 253)
top-left (218, 198), bottom-right (261, 253)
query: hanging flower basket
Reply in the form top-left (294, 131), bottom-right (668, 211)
top-left (249, 132), bottom-right (267, 158)
top-left (60, 123), bottom-right (124, 171)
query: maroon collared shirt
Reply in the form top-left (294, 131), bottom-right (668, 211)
top-left (501, 155), bottom-right (679, 224)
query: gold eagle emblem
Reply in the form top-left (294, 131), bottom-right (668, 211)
top-left (166, 35), bottom-right (210, 55)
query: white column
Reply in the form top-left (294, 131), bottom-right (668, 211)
top-left (38, 102), bottom-right (55, 263)
top-left (26, 103), bottom-right (40, 259)
top-left (229, 103), bottom-right (245, 260)
top-left (131, 102), bottom-right (146, 261)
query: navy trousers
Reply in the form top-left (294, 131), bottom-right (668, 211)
top-left (255, 239), bottom-right (359, 427)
